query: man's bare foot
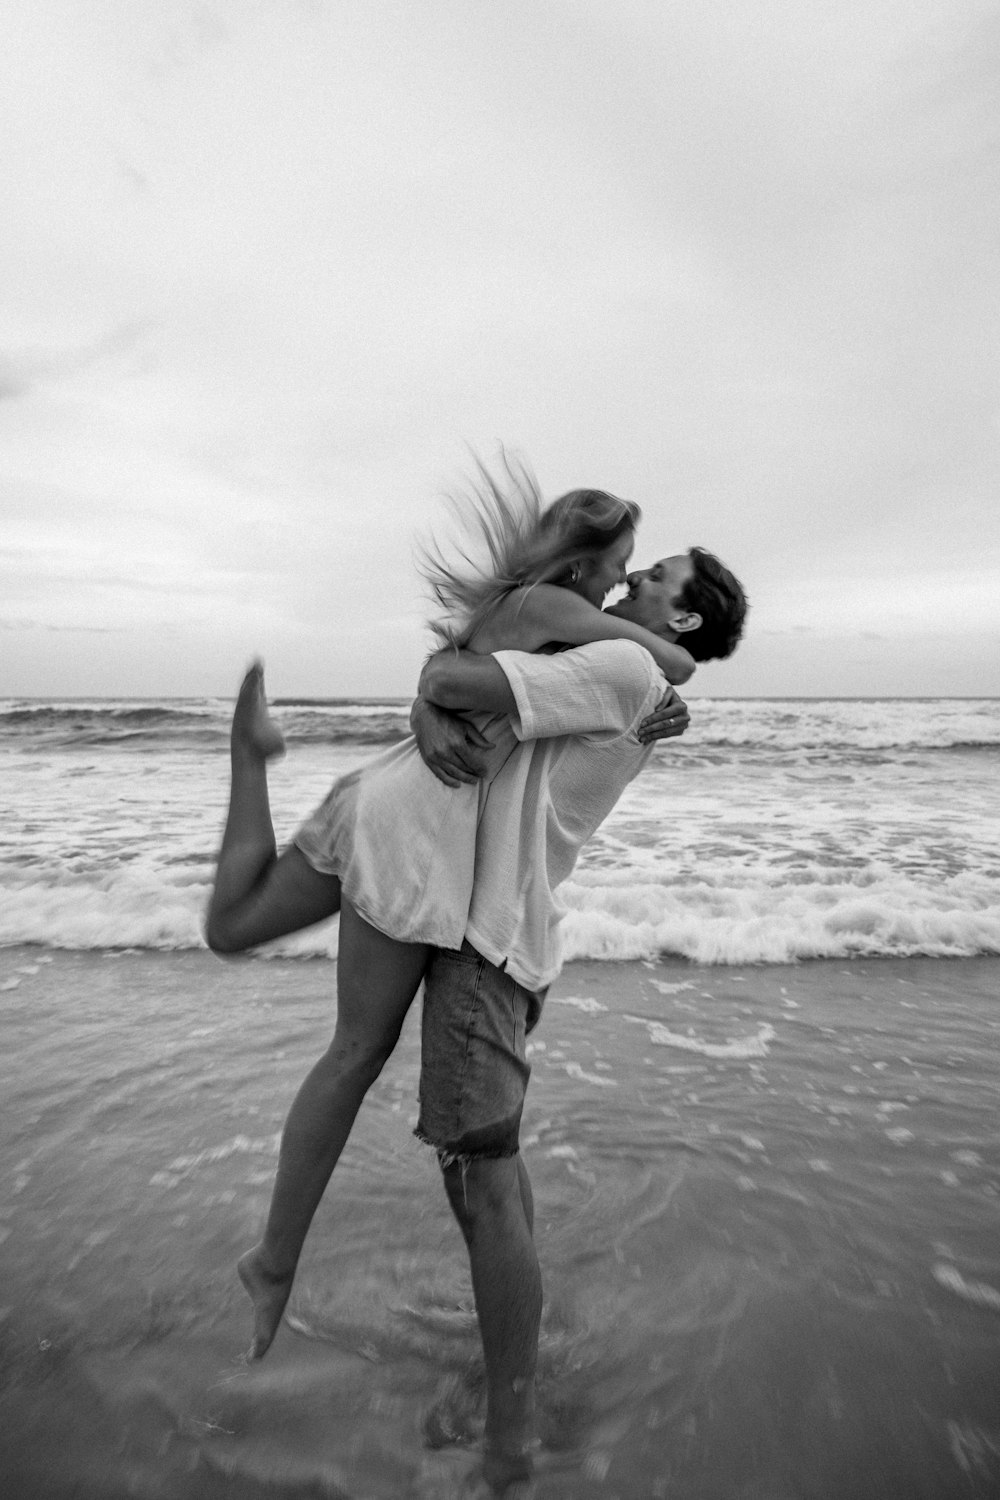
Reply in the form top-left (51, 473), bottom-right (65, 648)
top-left (232, 662), bottom-right (286, 762)
top-left (461, 1441), bottom-right (538, 1497)
top-left (237, 1244), bottom-right (294, 1359)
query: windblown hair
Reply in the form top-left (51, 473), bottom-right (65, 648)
top-left (677, 546), bottom-right (749, 661)
top-left (418, 452), bottom-right (641, 648)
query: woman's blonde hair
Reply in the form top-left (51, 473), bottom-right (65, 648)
top-left (418, 452), bottom-right (641, 647)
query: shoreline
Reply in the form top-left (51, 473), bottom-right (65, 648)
top-left (3, 946), bottom-right (999, 1038)
top-left (4, 943), bottom-right (1000, 969)
top-left (5, 944), bottom-right (998, 1067)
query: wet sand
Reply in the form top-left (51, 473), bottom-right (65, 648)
top-left (1, 947), bottom-right (999, 1498)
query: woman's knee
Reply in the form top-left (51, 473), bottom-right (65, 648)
top-left (324, 1028), bottom-right (397, 1085)
top-left (204, 911), bottom-right (249, 955)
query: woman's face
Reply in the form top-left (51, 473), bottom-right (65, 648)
top-left (574, 530), bottom-right (635, 608)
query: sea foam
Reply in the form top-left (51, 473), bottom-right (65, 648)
top-left (2, 860), bottom-right (999, 966)
top-left (2, 697), bottom-right (998, 965)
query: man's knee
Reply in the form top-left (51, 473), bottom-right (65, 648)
top-left (442, 1154), bottom-right (522, 1230)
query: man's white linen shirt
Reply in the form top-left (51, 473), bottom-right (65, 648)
top-left (466, 638), bottom-right (666, 991)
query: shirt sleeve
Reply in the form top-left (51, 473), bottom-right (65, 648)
top-left (492, 639), bottom-right (664, 742)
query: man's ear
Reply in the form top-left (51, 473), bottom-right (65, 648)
top-left (668, 610), bottom-right (702, 636)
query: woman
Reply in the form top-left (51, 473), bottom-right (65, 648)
top-left (205, 459), bottom-right (695, 1358)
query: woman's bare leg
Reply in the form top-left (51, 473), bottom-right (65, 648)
top-left (206, 663), bottom-right (340, 952)
top-left (238, 900), bottom-right (429, 1358)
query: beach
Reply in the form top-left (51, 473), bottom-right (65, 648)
top-left (3, 692), bottom-right (998, 1494)
top-left (6, 0), bottom-right (1000, 1489)
top-left (2, 945), bottom-right (999, 1499)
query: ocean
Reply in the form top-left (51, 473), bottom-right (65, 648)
top-left (2, 695), bottom-right (999, 1498)
top-left (2, 694), bottom-right (999, 963)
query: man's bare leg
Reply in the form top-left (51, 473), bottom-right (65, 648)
top-left (443, 1156), bottom-right (541, 1496)
top-left (516, 1156), bottom-right (534, 1238)
top-left (238, 901), bottom-right (429, 1358)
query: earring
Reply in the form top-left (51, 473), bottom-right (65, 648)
top-left (570, 565), bottom-right (581, 583)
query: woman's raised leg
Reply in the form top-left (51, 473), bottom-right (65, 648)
top-left (238, 900), bottom-right (429, 1358)
top-left (206, 663), bottom-right (340, 952)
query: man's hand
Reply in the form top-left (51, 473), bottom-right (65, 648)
top-left (637, 687), bottom-right (690, 745)
top-left (410, 695), bottom-right (494, 788)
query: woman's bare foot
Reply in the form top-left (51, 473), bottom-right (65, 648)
top-left (232, 662), bottom-right (286, 762)
top-left (237, 1244), bottom-right (294, 1359)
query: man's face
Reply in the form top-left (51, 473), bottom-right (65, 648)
top-left (605, 553), bottom-right (695, 634)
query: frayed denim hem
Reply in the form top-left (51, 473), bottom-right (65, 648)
top-left (413, 1127), bottom-right (520, 1174)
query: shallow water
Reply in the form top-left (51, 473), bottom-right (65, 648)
top-left (1, 948), bottom-right (998, 1498)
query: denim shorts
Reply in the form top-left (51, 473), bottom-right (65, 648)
top-left (415, 941), bottom-right (546, 1166)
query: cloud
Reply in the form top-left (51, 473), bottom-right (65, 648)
top-left (0, 1), bottom-right (996, 697)
top-left (0, 323), bottom-right (150, 401)
top-left (0, 618), bottom-right (124, 634)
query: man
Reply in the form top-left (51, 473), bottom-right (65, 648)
top-left (410, 547), bottom-right (747, 1495)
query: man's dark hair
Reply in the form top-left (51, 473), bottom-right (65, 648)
top-left (677, 546), bottom-right (748, 661)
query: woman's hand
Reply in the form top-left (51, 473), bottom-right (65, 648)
top-left (410, 695), bottom-right (494, 787)
top-left (637, 687), bottom-right (690, 745)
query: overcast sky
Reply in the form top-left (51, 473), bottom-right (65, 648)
top-left (3, 0), bottom-right (998, 699)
